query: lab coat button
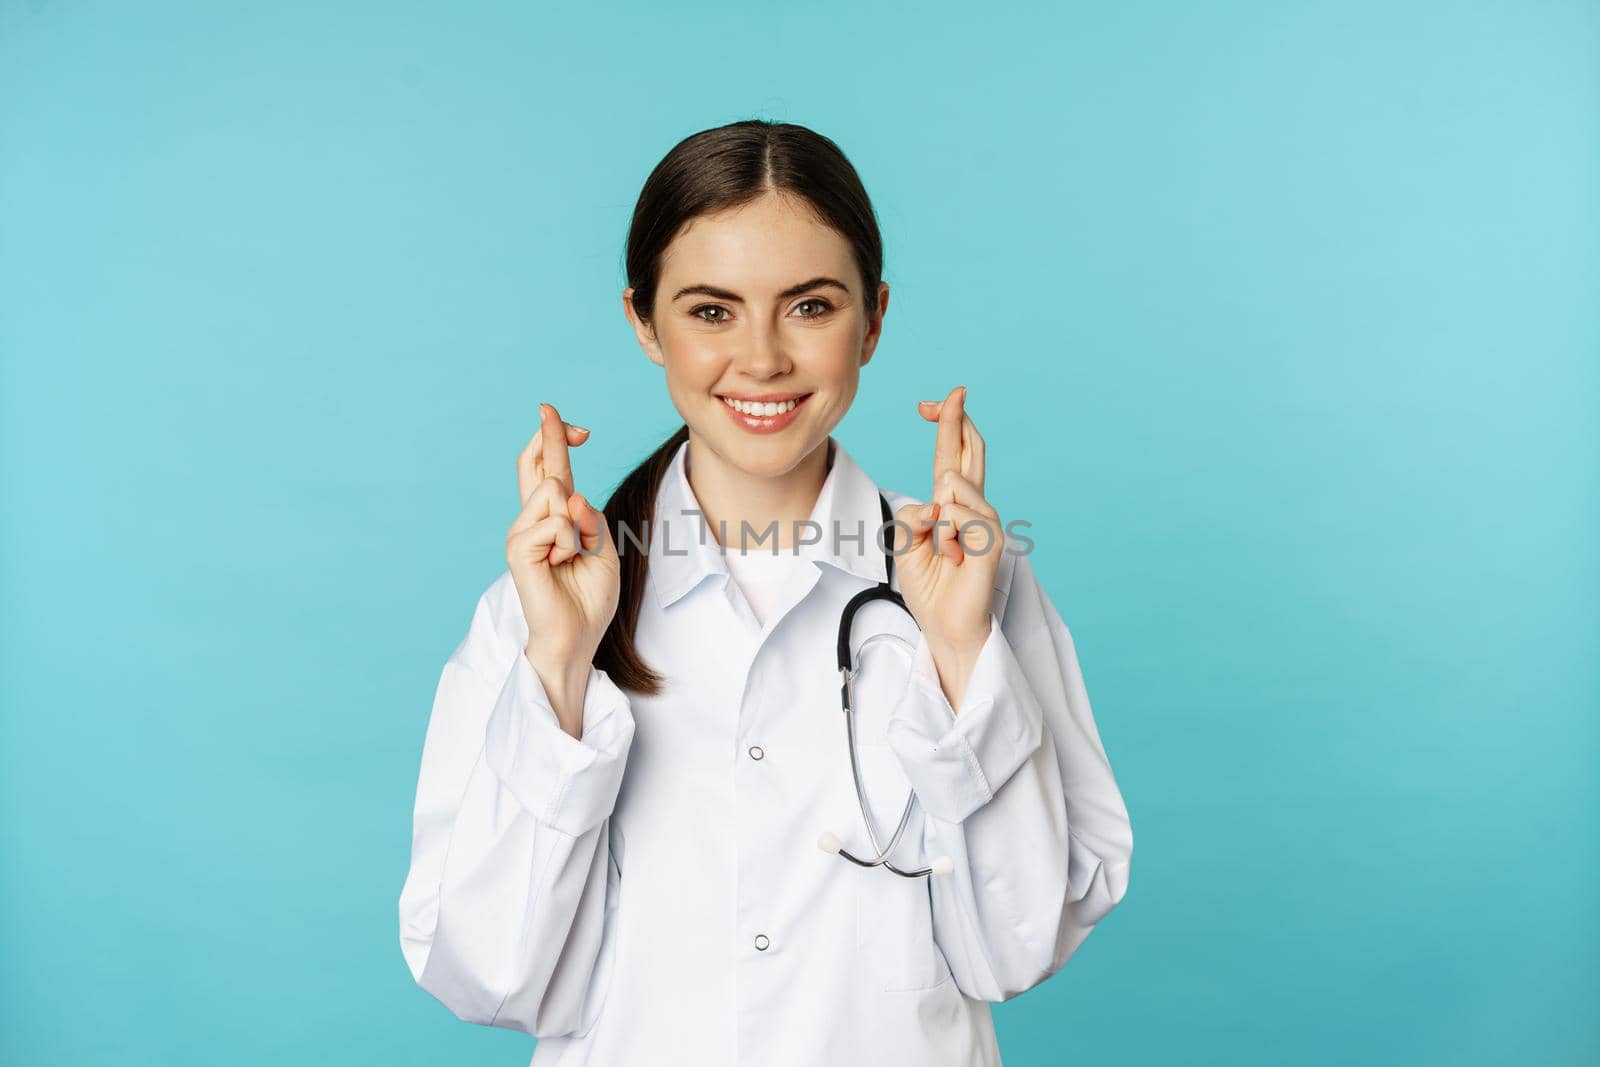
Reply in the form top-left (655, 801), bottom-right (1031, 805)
top-left (748, 745), bottom-right (765, 760)
top-left (754, 934), bottom-right (770, 950)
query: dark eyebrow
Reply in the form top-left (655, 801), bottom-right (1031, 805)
top-left (670, 276), bottom-right (852, 303)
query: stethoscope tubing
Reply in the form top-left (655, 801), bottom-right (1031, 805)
top-left (818, 493), bottom-right (951, 879)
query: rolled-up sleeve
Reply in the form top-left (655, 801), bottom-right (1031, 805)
top-left (484, 651), bottom-right (633, 838)
top-left (398, 574), bottom-right (635, 1037)
top-left (884, 552), bottom-right (1133, 1002)
top-left (884, 615), bottom-right (1046, 825)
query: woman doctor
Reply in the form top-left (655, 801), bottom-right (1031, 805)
top-left (398, 119), bottom-right (1133, 1066)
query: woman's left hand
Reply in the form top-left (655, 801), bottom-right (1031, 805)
top-left (893, 385), bottom-right (1003, 674)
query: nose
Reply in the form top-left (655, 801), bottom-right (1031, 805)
top-left (734, 319), bottom-right (791, 380)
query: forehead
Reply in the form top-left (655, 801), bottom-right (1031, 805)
top-left (659, 192), bottom-right (855, 292)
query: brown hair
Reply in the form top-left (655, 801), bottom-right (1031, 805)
top-left (594, 119), bottom-right (885, 694)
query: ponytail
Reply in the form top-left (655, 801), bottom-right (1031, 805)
top-left (594, 424), bottom-right (690, 694)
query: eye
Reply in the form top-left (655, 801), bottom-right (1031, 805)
top-left (691, 304), bottom-right (731, 324)
top-left (794, 298), bottom-right (835, 319)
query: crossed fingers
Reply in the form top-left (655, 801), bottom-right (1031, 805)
top-left (917, 385), bottom-right (986, 502)
top-left (512, 403), bottom-right (589, 536)
top-left (917, 385), bottom-right (996, 559)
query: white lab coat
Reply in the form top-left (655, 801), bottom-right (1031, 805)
top-left (398, 437), bottom-right (1133, 1066)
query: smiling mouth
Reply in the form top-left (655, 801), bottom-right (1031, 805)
top-left (717, 394), bottom-right (811, 417)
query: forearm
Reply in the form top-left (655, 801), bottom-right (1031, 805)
top-left (400, 645), bottom-right (636, 1034)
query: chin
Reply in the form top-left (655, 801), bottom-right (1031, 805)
top-left (700, 425), bottom-right (823, 477)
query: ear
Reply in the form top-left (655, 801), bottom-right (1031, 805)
top-left (858, 281), bottom-right (890, 369)
top-left (622, 287), bottom-right (666, 367)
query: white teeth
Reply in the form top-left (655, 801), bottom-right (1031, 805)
top-left (721, 396), bottom-right (802, 417)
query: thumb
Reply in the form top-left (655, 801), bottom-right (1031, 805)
top-left (893, 500), bottom-right (940, 546)
top-left (570, 492), bottom-right (611, 557)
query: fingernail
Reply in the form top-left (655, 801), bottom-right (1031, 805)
top-left (920, 503), bottom-right (935, 519)
top-left (571, 424), bottom-right (589, 434)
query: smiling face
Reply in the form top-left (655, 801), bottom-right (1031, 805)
top-left (623, 191), bottom-right (889, 480)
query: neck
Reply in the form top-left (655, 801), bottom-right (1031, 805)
top-left (684, 434), bottom-right (833, 551)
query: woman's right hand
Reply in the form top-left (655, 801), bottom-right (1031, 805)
top-left (506, 403), bottom-right (620, 700)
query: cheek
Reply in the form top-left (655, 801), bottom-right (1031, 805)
top-left (658, 335), bottom-right (724, 389)
top-left (808, 336), bottom-right (863, 390)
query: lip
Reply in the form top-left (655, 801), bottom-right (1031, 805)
top-left (717, 392), bottom-right (812, 435)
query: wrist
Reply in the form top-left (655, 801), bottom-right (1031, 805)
top-left (524, 646), bottom-right (594, 736)
top-left (925, 615), bottom-right (991, 663)
top-left (923, 618), bottom-right (993, 712)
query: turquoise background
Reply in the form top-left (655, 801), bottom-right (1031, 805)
top-left (2, 1), bottom-right (1595, 1064)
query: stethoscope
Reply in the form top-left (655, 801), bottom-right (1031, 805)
top-left (816, 492), bottom-right (954, 879)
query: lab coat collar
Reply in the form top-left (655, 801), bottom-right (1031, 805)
top-left (647, 436), bottom-right (890, 610)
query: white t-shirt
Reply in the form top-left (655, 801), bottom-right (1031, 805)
top-left (723, 547), bottom-right (804, 627)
